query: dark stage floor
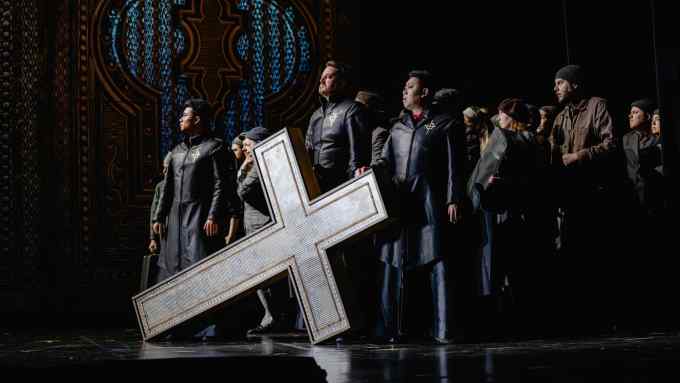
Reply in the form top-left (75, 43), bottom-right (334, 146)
top-left (3, 329), bottom-right (680, 382)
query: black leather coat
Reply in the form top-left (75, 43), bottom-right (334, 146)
top-left (153, 135), bottom-right (238, 280)
top-left (305, 95), bottom-right (371, 192)
top-left (376, 109), bottom-right (465, 269)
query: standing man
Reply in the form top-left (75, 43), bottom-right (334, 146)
top-left (152, 98), bottom-right (239, 282)
top-left (305, 61), bottom-right (372, 340)
top-left (376, 70), bottom-right (464, 344)
top-left (305, 61), bottom-right (371, 192)
top-left (623, 99), bottom-right (663, 217)
top-left (550, 65), bottom-right (618, 335)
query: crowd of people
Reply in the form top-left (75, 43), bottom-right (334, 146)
top-left (146, 61), bottom-right (668, 343)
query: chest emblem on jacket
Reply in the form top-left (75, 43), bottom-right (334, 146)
top-left (189, 148), bottom-right (201, 163)
top-left (424, 121), bottom-right (437, 134)
top-left (326, 111), bottom-right (338, 127)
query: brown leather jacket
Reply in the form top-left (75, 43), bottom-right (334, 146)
top-left (551, 96), bottom-right (616, 163)
top-left (550, 96), bottom-right (617, 191)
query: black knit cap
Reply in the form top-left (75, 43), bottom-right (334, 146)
top-left (631, 98), bottom-right (656, 115)
top-left (555, 64), bottom-right (584, 86)
top-left (498, 98), bottom-right (530, 124)
top-left (244, 126), bottom-right (271, 142)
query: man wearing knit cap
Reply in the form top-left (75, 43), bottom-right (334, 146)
top-left (551, 64), bottom-right (618, 335)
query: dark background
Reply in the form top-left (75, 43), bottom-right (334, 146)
top-left (2, 0), bottom-right (678, 333)
top-left (340, 2), bottom-right (658, 138)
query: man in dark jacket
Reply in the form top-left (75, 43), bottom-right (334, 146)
top-left (305, 61), bottom-right (372, 341)
top-left (376, 70), bottom-right (464, 344)
top-left (355, 90), bottom-right (389, 166)
top-left (623, 98), bottom-right (664, 216)
top-left (305, 61), bottom-right (371, 192)
top-left (550, 65), bottom-right (619, 335)
top-left (152, 98), bottom-right (239, 282)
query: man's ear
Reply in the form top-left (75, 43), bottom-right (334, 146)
top-left (194, 115), bottom-right (201, 127)
top-left (421, 87), bottom-right (430, 98)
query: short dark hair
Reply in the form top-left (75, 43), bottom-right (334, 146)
top-left (408, 70), bottom-right (434, 101)
top-left (183, 98), bottom-right (212, 128)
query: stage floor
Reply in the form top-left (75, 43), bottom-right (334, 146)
top-left (2, 329), bottom-right (680, 381)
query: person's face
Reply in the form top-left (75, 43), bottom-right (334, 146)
top-left (651, 114), bottom-right (661, 136)
top-left (628, 106), bottom-right (649, 130)
top-left (232, 143), bottom-right (244, 161)
top-left (554, 78), bottom-right (576, 103)
top-left (319, 66), bottom-right (341, 98)
top-left (463, 115), bottom-right (473, 127)
top-left (179, 107), bottom-right (199, 134)
top-left (243, 138), bottom-right (256, 159)
top-left (402, 77), bottom-right (427, 111)
top-left (498, 111), bottom-right (513, 130)
top-left (539, 110), bottom-right (549, 131)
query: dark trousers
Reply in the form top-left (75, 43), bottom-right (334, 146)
top-left (377, 260), bottom-right (454, 340)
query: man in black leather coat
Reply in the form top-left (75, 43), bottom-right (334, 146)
top-left (152, 98), bottom-right (239, 282)
top-left (305, 61), bottom-right (371, 192)
top-left (305, 61), bottom-right (372, 341)
top-left (375, 70), bottom-right (465, 344)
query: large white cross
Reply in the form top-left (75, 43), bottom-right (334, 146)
top-left (133, 127), bottom-right (388, 344)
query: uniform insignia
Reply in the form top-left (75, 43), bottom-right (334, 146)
top-left (424, 121), bottom-right (437, 134)
top-left (189, 148), bottom-right (201, 162)
top-left (327, 111), bottom-right (338, 126)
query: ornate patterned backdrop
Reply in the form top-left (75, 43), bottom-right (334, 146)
top-left (0, 0), bottom-right (336, 320)
top-left (0, 0), bottom-right (44, 305)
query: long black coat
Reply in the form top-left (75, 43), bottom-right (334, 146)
top-left (376, 110), bottom-right (464, 269)
top-left (153, 135), bottom-right (238, 279)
